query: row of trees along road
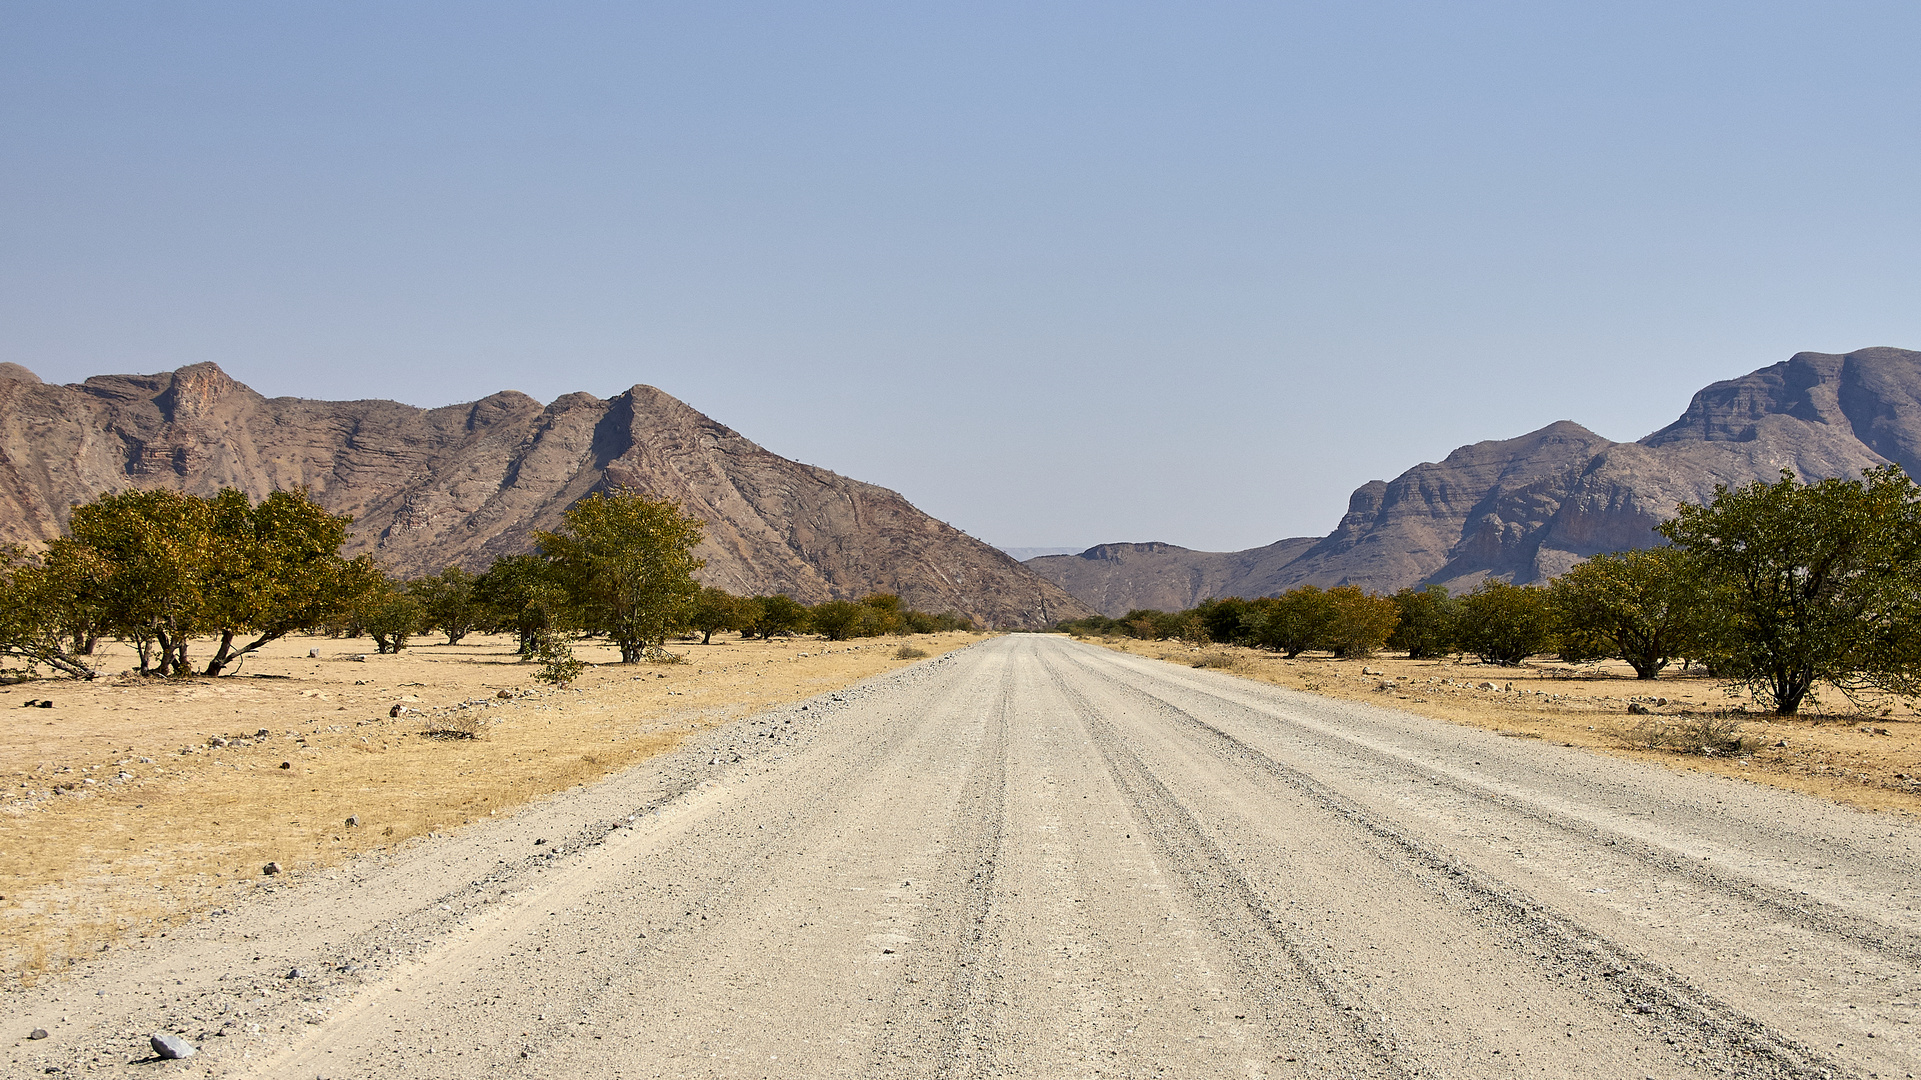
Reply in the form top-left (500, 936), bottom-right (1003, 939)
top-left (1057, 466), bottom-right (1921, 716)
top-left (0, 487), bottom-right (972, 682)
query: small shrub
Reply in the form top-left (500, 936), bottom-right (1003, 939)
top-left (420, 714), bottom-right (482, 740)
top-left (532, 630), bottom-right (585, 687)
top-left (1190, 649), bottom-right (1245, 672)
top-left (1627, 713), bottom-right (1753, 755)
top-left (894, 644), bottom-right (929, 660)
top-left (642, 646), bottom-right (690, 665)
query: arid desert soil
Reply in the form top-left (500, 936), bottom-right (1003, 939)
top-left (0, 630), bottom-right (986, 975)
top-left (6, 635), bottom-right (1919, 1078)
top-left (1094, 636), bottom-right (1921, 817)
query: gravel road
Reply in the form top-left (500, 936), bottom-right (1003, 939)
top-left (10, 635), bottom-right (1920, 1078)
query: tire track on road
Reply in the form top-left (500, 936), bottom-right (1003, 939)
top-left (250, 651), bottom-right (1000, 1078)
top-left (1040, 654), bottom-right (1410, 1078)
top-left (1074, 645), bottom-right (1921, 971)
top-left (869, 658), bottom-right (1014, 1080)
top-left (1056, 646), bottom-right (1848, 1080)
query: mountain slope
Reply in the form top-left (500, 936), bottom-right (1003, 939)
top-left (1030, 347), bottom-right (1918, 616)
top-left (0, 363), bottom-right (1092, 628)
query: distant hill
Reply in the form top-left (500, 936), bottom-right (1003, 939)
top-left (0, 362), bottom-right (1092, 629)
top-left (1029, 347), bottom-right (1920, 616)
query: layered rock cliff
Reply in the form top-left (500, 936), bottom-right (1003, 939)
top-left (0, 363), bottom-right (1092, 629)
top-left (1030, 347), bottom-right (1919, 616)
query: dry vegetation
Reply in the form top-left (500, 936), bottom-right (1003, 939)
top-left (0, 629), bottom-right (986, 979)
top-left (1092, 636), bottom-right (1921, 817)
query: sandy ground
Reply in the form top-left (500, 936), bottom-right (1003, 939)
top-left (6, 634), bottom-right (1918, 1078)
top-left (0, 630), bottom-right (985, 977)
top-left (1093, 636), bottom-right (1921, 818)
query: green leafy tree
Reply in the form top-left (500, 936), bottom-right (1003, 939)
top-left (50, 487), bottom-right (370, 677)
top-left (1054, 614), bottom-right (1126, 638)
top-left (408, 566), bottom-right (484, 645)
top-left (732, 596), bottom-right (766, 639)
top-left (809, 599), bottom-right (863, 641)
top-left (1118, 609), bottom-right (1183, 640)
top-left (1658, 466), bottom-right (1921, 714)
top-left (196, 489), bottom-right (377, 676)
top-left (30, 541), bottom-right (109, 657)
top-left (531, 629), bottom-right (585, 686)
top-left (1323, 586), bottom-right (1399, 658)
top-left (1249, 587), bottom-right (1336, 657)
top-left (1388, 585), bottom-right (1458, 659)
top-left (1194, 598), bottom-right (1252, 646)
top-left (30, 533), bottom-right (115, 659)
top-left (536, 490), bottom-right (706, 663)
top-left (0, 547), bottom-right (98, 680)
top-left (749, 594), bottom-right (810, 639)
top-left (474, 554), bottom-right (571, 656)
top-left (56, 488), bottom-right (212, 676)
top-left (903, 608), bottom-right (972, 633)
top-left (1456, 579), bottom-right (1555, 666)
top-left (1172, 610), bottom-right (1208, 643)
top-left (857, 594), bottom-right (907, 637)
top-left (358, 581), bottom-right (423, 654)
top-left (1548, 547), bottom-right (1706, 679)
top-left (689, 586), bottom-right (747, 645)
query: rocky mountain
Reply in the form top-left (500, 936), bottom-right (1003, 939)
top-left (1030, 347), bottom-right (1919, 616)
top-left (0, 362), bottom-right (1092, 629)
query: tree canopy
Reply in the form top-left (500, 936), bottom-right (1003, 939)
top-left (41, 487), bottom-right (373, 677)
top-left (1453, 579), bottom-right (1554, 667)
top-left (1247, 586), bottom-right (1336, 657)
top-left (1322, 585), bottom-right (1400, 658)
top-left (808, 599), bottom-right (864, 641)
top-left (536, 489), bottom-right (706, 663)
top-left (689, 586), bottom-right (748, 645)
top-left (1658, 466), bottom-right (1921, 714)
top-left (1548, 547), bottom-right (1705, 679)
top-left (408, 566), bottom-right (483, 645)
top-left (1387, 585), bottom-right (1457, 659)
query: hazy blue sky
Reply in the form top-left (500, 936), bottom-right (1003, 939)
top-left (5, 3), bottom-right (1919, 552)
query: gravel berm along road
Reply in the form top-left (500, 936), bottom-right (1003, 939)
top-left (10, 635), bottom-right (1921, 1078)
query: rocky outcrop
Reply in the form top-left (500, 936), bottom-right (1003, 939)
top-left (1031, 347), bottom-right (1920, 616)
top-left (0, 363), bottom-right (1091, 629)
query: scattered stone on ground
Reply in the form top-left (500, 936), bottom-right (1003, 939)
top-left (149, 1033), bottom-right (194, 1059)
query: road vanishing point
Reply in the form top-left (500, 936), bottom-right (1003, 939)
top-left (11, 635), bottom-right (1920, 1078)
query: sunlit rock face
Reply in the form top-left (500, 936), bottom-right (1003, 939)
top-left (0, 364), bottom-right (1091, 629)
top-left (1029, 348), bottom-right (1921, 616)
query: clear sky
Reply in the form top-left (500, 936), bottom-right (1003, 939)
top-left (5, 3), bottom-right (1919, 553)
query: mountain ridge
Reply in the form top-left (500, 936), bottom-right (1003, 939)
top-left (0, 363), bottom-right (1093, 629)
top-left (1029, 347), bottom-right (1919, 617)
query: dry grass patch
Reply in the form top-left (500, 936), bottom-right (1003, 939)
top-left (1189, 649), bottom-right (1249, 673)
top-left (1096, 636), bottom-right (1921, 818)
top-left (0, 629), bottom-right (989, 979)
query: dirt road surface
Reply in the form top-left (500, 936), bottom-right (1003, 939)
top-left (9, 636), bottom-right (1919, 1078)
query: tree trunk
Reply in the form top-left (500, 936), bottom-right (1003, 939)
top-left (152, 628), bottom-right (182, 677)
top-left (1771, 658), bottom-right (1815, 714)
top-left (205, 631), bottom-right (285, 676)
top-left (203, 631), bottom-right (238, 677)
